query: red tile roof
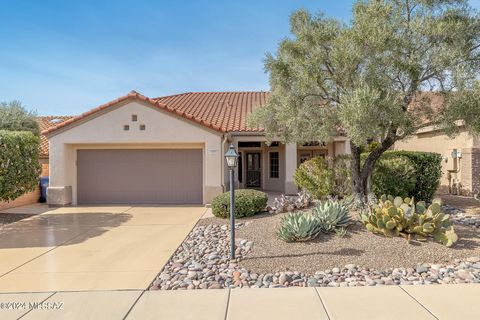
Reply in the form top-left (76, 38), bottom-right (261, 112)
top-left (42, 91), bottom-right (269, 136)
top-left (37, 116), bottom-right (74, 157)
top-left (155, 91), bottom-right (269, 132)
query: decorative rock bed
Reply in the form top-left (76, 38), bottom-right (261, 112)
top-left (151, 224), bottom-right (253, 290)
top-left (150, 212), bottom-right (480, 290)
top-left (443, 204), bottom-right (480, 228)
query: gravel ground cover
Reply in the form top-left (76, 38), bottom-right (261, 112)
top-left (0, 213), bottom-right (36, 226)
top-left (150, 195), bottom-right (480, 290)
top-left (441, 194), bottom-right (480, 216)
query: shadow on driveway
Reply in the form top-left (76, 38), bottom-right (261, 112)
top-left (0, 212), bottom-right (132, 249)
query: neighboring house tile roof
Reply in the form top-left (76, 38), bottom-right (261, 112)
top-left (42, 91), bottom-right (269, 136)
top-left (37, 116), bottom-right (74, 158)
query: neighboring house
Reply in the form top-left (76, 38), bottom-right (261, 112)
top-left (0, 116), bottom-right (73, 210)
top-left (42, 91), bottom-right (350, 206)
top-left (395, 124), bottom-right (480, 197)
top-left (394, 93), bottom-right (480, 197)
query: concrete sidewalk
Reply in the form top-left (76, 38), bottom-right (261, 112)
top-left (1, 284), bottom-right (479, 320)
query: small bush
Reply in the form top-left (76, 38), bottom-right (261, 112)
top-left (294, 157), bottom-right (333, 199)
top-left (370, 156), bottom-right (417, 198)
top-left (360, 195), bottom-right (458, 247)
top-left (277, 212), bottom-right (322, 242)
top-left (313, 200), bottom-right (351, 232)
top-left (0, 130), bottom-right (41, 201)
top-left (212, 189), bottom-right (268, 218)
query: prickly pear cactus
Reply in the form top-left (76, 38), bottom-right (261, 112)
top-left (360, 195), bottom-right (458, 247)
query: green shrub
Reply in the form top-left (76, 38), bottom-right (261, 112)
top-left (388, 151), bottom-right (442, 201)
top-left (294, 157), bottom-right (333, 199)
top-left (294, 151), bottom-right (441, 202)
top-left (211, 189), bottom-right (268, 218)
top-left (277, 212), bottom-right (322, 242)
top-left (360, 195), bottom-right (458, 247)
top-left (362, 151), bottom-right (442, 201)
top-left (0, 130), bottom-right (41, 201)
top-left (313, 200), bottom-right (351, 232)
top-left (370, 156), bottom-right (417, 198)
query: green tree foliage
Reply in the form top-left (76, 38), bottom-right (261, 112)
top-left (249, 0), bottom-right (480, 204)
top-left (0, 130), bottom-right (41, 201)
top-left (0, 101), bottom-right (39, 136)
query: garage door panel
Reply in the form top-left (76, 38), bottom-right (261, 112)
top-left (77, 149), bottom-right (203, 204)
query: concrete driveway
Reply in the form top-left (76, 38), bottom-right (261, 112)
top-left (0, 205), bottom-right (206, 293)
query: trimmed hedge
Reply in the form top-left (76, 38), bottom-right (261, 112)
top-left (212, 189), bottom-right (268, 218)
top-left (372, 151), bottom-right (442, 201)
top-left (0, 130), bottom-right (41, 201)
top-left (370, 155), bottom-right (417, 198)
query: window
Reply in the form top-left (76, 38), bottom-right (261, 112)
top-left (123, 125), bottom-right (130, 131)
top-left (269, 152), bottom-right (279, 178)
top-left (140, 124), bottom-right (146, 131)
top-left (132, 115), bottom-right (138, 122)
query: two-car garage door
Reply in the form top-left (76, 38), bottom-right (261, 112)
top-left (77, 149), bottom-right (203, 204)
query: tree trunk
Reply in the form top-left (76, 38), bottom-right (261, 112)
top-left (350, 142), bottom-right (369, 205)
top-left (349, 134), bottom-right (397, 207)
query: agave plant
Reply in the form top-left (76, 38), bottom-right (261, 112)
top-left (313, 200), bottom-right (352, 232)
top-left (277, 212), bottom-right (322, 242)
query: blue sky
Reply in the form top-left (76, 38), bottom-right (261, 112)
top-left (0, 0), bottom-right (479, 115)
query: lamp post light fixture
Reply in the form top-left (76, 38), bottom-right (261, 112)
top-left (224, 144), bottom-right (239, 260)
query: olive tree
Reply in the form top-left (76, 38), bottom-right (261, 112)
top-left (249, 0), bottom-right (480, 204)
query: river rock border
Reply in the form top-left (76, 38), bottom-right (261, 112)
top-left (150, 220), bottom-right (480, 290)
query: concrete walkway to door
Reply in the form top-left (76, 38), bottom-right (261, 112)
top-left (0, 205), bottom-right (206, 292)
top-left (1, 284), bottom-right (479, 319)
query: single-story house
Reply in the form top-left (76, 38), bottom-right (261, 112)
top-left (394, 126), bottom-right (480, 197)
top-left (394, 92), bottom-right (480, 197)
top-left (42, 91), bottom-right (350, 206)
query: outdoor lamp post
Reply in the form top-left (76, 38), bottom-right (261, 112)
top-left (224, 144), bottom-right (239, 259)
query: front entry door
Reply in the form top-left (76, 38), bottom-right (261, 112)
top-left (246, 152), bottom-right (261, 188)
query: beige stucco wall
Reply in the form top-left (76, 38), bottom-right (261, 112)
top-left (47, 100), bottom-right (224, 205)
top-left (394, 128), bottom-right (477, 194)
